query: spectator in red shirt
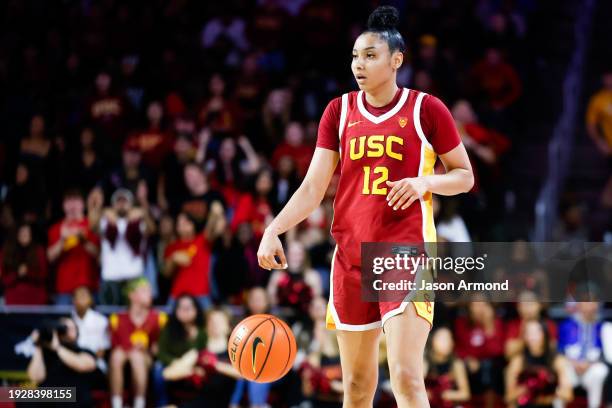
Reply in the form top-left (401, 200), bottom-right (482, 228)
top-left (230, 168), bottom-right (275, 240)
top-left (126, 101), bottom-right (174, 170)
top-left (505, 290), bottom-right (558, 360)
top-left (271, 122), bottom-right (314, 178)
top-left (469, 48), bottom-right (522, 113)
top-left (164, 202), bottom-right (226, 310)
top-left (197, 73), bottom-right (243, 136)
top-left (109, 278), bottom-right (167, 408)
top-left (47, 189), bottom-right (100, 305)
top-left (1, 222), bottom-right (48, 305)
top-left (454, 297), bottom-right (505, 404)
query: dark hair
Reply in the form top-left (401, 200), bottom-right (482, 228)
top-left (522, 319), bottom-right (555, 367)
top-left (167, 294), bottom-right (204, 341)
top-left (364, 6), bottom-right (406, 53)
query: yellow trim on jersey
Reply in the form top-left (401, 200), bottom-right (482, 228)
top-left (422, 146), bottom-right (437, 243)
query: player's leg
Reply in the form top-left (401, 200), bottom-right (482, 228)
top-left (383, 303), bottom-right (431, 408)
top-left (336, 328), bottom-right (382, 408)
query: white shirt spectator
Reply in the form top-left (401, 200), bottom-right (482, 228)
top-left (100, 217), bottom-right (145, 281)
top-left (437, 215), bottom-right (471, 242)
top-left (72, 308), bottom-right (110, 372)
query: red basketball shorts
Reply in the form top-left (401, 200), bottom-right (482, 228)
top-left (325, 245), bottom-right (434, 331)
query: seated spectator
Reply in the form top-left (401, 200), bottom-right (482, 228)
top-left (158, 132), bottom-right (197, 213)
top-left (585, 69), bottom-right (612, 208)
top-left (558, 301), bottom-right (608, 408)
top-left (66, 128), bottom-right (106, 196)
top-left (454, 298), bottom-right (505, 406)
top-left (154, 294), bottom-right (206, 407)
top-left (47, 189), bottom-right (99, 305)
top-left (109, 278), bottom-right (166, 408)
top-left (424, 326), bottom-right (471, 407)
top-left (505, 320), bottom-right (572, 407)
top-left (298, 299), bottom-right (343, 407)
top-left (469, 47), bottom-right (522, 114)
top-left (230, 287), bottom-right (272, 408)
top-left (71, 286), bottom-right (110, 386)
top-left (1, 222), bottom-right (47, 305)
top-left (271, 122), bottom-right (314, 178)
top-left (163, 206), bottom-right (225, 310)
top-left (88, 187), bottom-right (155, 305)
top-left (505, 290), bottom-right (558, 360)
top-left (267, 240), bottom-right (322, 321)
top-left (5, 161), bottom-right (47, 224)
top-left (183, 308), bottom-right (241, 408)
top-left (27, 317), bottom-right (96, 407)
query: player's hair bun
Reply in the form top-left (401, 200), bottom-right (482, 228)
top-left (367, 5), bottom-right (400, 31)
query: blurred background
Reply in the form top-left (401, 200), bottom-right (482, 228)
top-left (0, 0), bottom-right (611, 407)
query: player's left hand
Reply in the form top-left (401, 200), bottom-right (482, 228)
top-left (385, 177), bottom-right (429, 210)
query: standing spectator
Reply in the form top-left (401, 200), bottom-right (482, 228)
top-left (1, 222), bottom-right (48, 305)
top-left (197, 74), bottom-right (243, 136)
top-left (47, 189), bottom-right (99, 305)
top-left (207, 135), bottom-right (260, 199)
top-left (260, 88), bottom-right (292, 150)
top-left (128, 101), bottom-right (174, 170)
top-left (103, 137), bottom-right (154, 200)
top-left (505, 320), bottom-right (573, 407)
top-left (88, 72), bottom-right (128, 160)
top-left (180, 162), bottom-right (226, 225)
top-left (505, 290), bottom-right (558, 360)
top-left (558, 301), bottom-right (609, 408)
top-left (454, 299), bottom-right (505, 407)
top-left (424, 327), bottom-right (471, 407)
top-left (109, 278), bottom-right (166, 408)
top-left (67, 128), bottom-right (105, 195)
top-left (88, 187), bottom-right (155, 305)
top-left (71, 286), bottom-right (110, 383)
top-left (5, 162), bottom-right (47, 223)
top-left (27, 317), bottom-right (97, 407)
top-left (159, 132), bottom-right (197, 213)
top-left (163, 204), bottom-right (226, 311)
top-left (585, 69), bottom-right (612, 208)
top-left (154, 294), bottom-right (206, 407)
top-left (230, 168), bottom-right (275, 240)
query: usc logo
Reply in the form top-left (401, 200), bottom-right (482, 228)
top-left (349, 135), bottom-right (403, 161)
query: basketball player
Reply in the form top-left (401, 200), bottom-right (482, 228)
top-left (257, 6), bottom-right (474, 407)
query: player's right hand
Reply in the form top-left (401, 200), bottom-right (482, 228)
top-left (257, 231), bottom-right (288, 271)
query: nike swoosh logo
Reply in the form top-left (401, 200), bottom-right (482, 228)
top-left (347, 120), bottom-right (362, 128)
top-left (252, 337), bottom-right (265, 374)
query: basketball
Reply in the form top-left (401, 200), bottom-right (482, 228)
top-left (228, 314), bottom-right (297, 383)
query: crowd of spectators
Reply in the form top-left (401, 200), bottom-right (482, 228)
top-left (1, 0), bottom-right (611, 407)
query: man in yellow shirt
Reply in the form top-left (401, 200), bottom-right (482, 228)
top-left (586, 70), bottom-right (612, 207)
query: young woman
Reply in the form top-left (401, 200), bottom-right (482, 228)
top-left (505, 320), bottom-right (572, 407)
top-left (257, 5), bottom-right (473, 407)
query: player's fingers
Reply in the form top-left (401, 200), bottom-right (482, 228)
top-left (257, 252), bottom-right (273, 270)
top-left (261, 254), bottom-right (276, 270)
top-left (388, 183), bottom-right (408, 206)
top-left (385, 181), bottom-right (401, 202)
top-left (400, 194), bottom-right (419, 210)
top-left (276, 249), bottom-right (288, 269)
top-left (392, 191), bottom-right (412, 210)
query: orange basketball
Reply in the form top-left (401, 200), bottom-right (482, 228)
top-left (228, 314), bottom-right (297, 383)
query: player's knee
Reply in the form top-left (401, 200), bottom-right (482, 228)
top-left (390, 366), bottom-right (424, 397)
top-left (110, 348), bottom-right (126, 367)
top-left (344, 371), bottom-right (376, 402)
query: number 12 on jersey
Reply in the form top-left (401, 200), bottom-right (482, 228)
top-left (362, 166), bottom-right (388, 195)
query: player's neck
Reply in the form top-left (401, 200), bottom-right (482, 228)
top-left (364, 82), bottom-right (399, 108)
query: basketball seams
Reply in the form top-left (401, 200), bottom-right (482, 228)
top-left (254, 319), bottom-right (276, 381)
top-left (276, 319), bottom-right (293, 376)
top-left (236, 317), bottom-right (273, 378)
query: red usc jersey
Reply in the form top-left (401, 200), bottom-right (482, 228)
top-left (316, 88), bottom-right (461, 266)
